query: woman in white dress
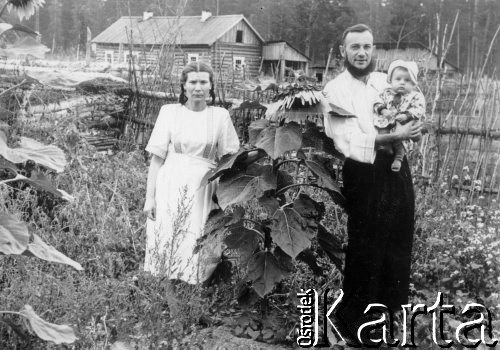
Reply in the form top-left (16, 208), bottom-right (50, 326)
top-left (143, 62), bottom-right (239, 284)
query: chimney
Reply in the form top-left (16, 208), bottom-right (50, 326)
top-left (143, 11), bottom-right (153, 21)
top-left (201, 10), bottom-right (212, 22)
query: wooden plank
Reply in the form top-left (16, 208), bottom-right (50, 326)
top-left (436, 126), bottom-right (500, 139)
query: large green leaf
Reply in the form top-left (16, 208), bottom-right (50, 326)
top-left (194, 209), bottom-right (232, 253)
top-left (218, 164), bottom-right (276, 209)
top-left (270, 207), bottom-right (315, 258)
top-left (0, 132), bottom-right (66, 173)
top-left (203, 255), bottom-right (233, 286)
top-left (293, 193), bottom-right (325, 222)
top-left (248, 119), bottom-right (270, 146)
top-left (273, 246), bottom-right (295, 273)
top-left (302, 121), bottom-right (345, 159)
top-left (247, 251), bottom-right (289, 297)
top-left (201, 148), bottom-right (266, 184)
top-left (254, 122), bottom-right (302, 159)
top-left (0, 157), bottom-right (19, 175)
top-left (277, 169), bottom-right (294, 191)
top-left (301, 154), bottom-right (342, 197)
top-left (0, 213), bottom-right (82, 270)
top-left (236, 282), bottom-right (261, 308)
top-left (202, 150), bottom-right (246, 184)
top-left (328, 102), bottom-right (356, 118)
top-left (0, 212), bottom-right (29, 255)
top-left (2, 172), bottom-right (74, 201)
top-left (203, 209), bottom-right (231, 236)
top-left (302, 155), bottom-right (345, 206)
top-left (227, 206), bottom-right (245, 225)
top-left (297, 248), bottom-right (323, 276)
top-left (24, 171), bottom-right (68, 199)
top-left (24, 234), bottom-right (83, 271)
top-left (258, 194), bottom-right (280, 217)
top-left (27, 171), bottom-right (62, 195)
top-left (317, 224), bottom-right (344, 271)
top-left (20, 305), bottom-right (77, 344)
top-left (225, 222), bottom-right (263, 253)
top-left (0, 23), bottom-right (38, 38)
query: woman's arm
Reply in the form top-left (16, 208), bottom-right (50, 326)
top-left (143, 154), bottom-right (164, 220)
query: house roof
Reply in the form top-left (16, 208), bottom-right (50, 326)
top-left (263, 40), bottom-right (310, 61)
top-left (374, 41), bottom-right (460, 71)
top-left (92, 14), bottom-right (264, 46)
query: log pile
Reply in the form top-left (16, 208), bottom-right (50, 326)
top-left (25, 94), bottom-right (126, 121)
top-left (19, 91), bottom-right (128, 151)
top-left (0, 67), bottom-right (240, 153)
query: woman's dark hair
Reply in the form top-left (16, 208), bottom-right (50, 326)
top-left (179, 61), bottom-right (216, 105)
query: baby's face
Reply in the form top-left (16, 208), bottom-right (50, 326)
top-left (390, 68), bottom-right (415, 94)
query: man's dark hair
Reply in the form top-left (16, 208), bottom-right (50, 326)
top-left (341, 24), bottom-right (373, 45)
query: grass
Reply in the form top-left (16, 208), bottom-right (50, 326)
top-left (1, 109), bottom-right (500, 349)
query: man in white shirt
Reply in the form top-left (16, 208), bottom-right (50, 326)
top-left (322, 24), bottom-right (422, 346)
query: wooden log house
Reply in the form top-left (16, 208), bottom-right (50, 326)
top-left (374, 41), bottom-right (460, 77)
top-left (91, 11), bottom-right (311, 83)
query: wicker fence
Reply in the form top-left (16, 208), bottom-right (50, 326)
top-left (119, 71), bottom-right (500, 202)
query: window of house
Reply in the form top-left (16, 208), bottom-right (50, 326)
top-left (124, 51), bottom-right (140, 63)
top-left (236, 30), bottom-right (243, 43)
top-left (233, 56), bottom-right (245, 69)
top-left (187, 53), bottom-right (199, 62)
top-left (104, 50), bottom-right (114, 64)
top-left (315, 72), bottom-right (323, 83)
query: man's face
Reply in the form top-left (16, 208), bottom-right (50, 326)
top-left (341, 31), bottom-right (374, 70)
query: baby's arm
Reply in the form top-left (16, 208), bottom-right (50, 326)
top-left (405, 92), bottom-right (426, 121)
top-left (395, 92), bottom-right (426, 123)
top-left (374, 89), bottom-right (394, 117)
top-left (374, 101), bottom-right (388, 115)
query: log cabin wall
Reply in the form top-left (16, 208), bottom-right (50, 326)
top-left (94, 16), bottom-right (264, 87)
top-left (212, 19), bottom-right (262, 85)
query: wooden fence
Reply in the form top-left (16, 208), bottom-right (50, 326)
top-left (123, 73), bottom-right (500, 202)
top-left (419, 75), bottom-right (500, 201)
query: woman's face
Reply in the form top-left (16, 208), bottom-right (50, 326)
top-left (183, 71), bottom-right (211, 103)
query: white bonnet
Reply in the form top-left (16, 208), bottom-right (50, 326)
top-left (387, 59), bottom-right (419, 85)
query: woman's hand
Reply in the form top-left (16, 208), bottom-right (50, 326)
top-left (143, 197), bottom-right (156, 221)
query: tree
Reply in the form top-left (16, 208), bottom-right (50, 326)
top-left (387, 0), bottom-right (429, 47)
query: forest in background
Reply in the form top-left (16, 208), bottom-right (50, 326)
top-left (2, 0), bottom-right (500, 77)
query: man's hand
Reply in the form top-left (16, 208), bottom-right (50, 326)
top-left (396, 120), bottom-right (422, 141)
top-left (381, 109), bottom-right (393, 118)
top-left (395, 113), bottom-right (409, 123)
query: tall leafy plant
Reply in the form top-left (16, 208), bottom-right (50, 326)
top-left (199, 70), bottom-right (356, 301)
top-left (200, 85), bottom-right (353, 301)
top-left (0, 129), bottom-right (80, 344)
top-left (0, 1), bottom-right (80, 345)
top-left (0, 0), bottom-right (43, 36)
